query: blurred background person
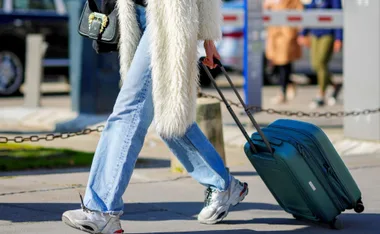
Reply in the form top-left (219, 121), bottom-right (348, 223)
top-left (264, 0), bottom-right (304, 105)
top-left (297, 0), bottom-right (343, 109)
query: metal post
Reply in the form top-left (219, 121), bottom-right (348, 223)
top-left (66, 0), bottom-right (120, 115)
top-left (24, 34), bottom-right (47, 108)
top-left (343, 0), bottom-right (380, 141)
top-left (66, 0), bottom-right (84, 113)
top-left (244, 0), bottom-right (263, 109)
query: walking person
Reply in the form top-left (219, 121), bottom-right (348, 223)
top-left (264, 0), bottom-right (304, 104)
top-left (297, 0), bottom-right (343, 109)
top-left (62, 1), bottom-right (249, 233)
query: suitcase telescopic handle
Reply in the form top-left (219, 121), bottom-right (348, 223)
top-left (199, 57), bottom-right (273, 155)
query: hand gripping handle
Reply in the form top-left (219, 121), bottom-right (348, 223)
top-left (199, 57), bottom-right (273, 154)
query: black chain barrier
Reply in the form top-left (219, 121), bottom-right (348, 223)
top-left (0, 125), bottom-right (104, 144)
top-left (1, 91), bottom-right (380, 144)
top-left (197, 92), bottom-right (380, 118)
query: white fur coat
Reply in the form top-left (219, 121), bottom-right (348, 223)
top-left (116, 0), bottom-right (222, 138)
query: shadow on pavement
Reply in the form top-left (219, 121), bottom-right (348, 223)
top-left (0, 201), bottom-right (378, 233)
top-left (132, 230), bottom-right (256, 234)
top-left (230, 171), bottom-right (258, 177)
top-left (123, 202), bottom-right (283, 221)
top-left (222, 213), bottom-right (379, 234)
top-left (0, 202), bottom-right (282, 223)
top-left (132, 213), bottom-right (379, 234)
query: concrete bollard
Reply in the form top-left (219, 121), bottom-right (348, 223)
top-left (171, 97), bottom-right (226, 173)
top-left (24, 34), bottom-right (48, 108)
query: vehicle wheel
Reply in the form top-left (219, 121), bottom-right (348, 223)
top-left (0, 50), bottom-right (24, 96)
top-left (329, 218), bottom-right (344, 230)
top-left (198, 62), bottom-right (222, 87)
top-left (354, 199), bottom-right (365, 213)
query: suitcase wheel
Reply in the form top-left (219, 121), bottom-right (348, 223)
top-left (354, 199), bottom-right (365, 213)
top-left (329, 218), bottom-right (344, 230)
top-left (292, 214), bottom-right (302, 220)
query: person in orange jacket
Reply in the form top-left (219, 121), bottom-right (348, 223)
top-left (264, 0), bottom-right (304, 104)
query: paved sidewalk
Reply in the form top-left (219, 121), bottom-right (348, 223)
top-left (1, 85), bottom-right (380, 156)
top-left (0, 141), bottom-right (379, 233)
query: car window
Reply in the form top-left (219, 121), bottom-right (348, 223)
top-left (13, 0), bottom-right (55, 11)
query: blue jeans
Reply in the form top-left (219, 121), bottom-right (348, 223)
top-left (83, 6), bottom-right (230, 213)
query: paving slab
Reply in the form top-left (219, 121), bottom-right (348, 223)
top-left (0, 159), bottom-right (379, 234)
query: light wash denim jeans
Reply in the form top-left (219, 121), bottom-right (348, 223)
top-left (83, 6), bottom-right (230, 213)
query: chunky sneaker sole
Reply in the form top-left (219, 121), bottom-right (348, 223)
top-left (198, 182), bottom-right (249, 225)
top-left (62, 211), bottom-right (124, 234)
top-left (327, 97), bottom-right (337, 106)
top-left (62, 214), bottom-right (96, 234)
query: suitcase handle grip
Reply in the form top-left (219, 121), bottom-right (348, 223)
top-left (199, 57), bottom-right (273, 155)
top-left (200, 57), bottom-right (223, 66)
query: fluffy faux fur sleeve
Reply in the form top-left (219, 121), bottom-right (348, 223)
top-left (197, 0), bottom-right (223, 41)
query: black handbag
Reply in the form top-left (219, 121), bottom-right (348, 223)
top-left (78, 0), bottom-right (119, 53)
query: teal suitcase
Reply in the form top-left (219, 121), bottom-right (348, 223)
top-left (246, 119), bottom-right (364, 229)
top-left (201, 59), bottom-right (364, 229)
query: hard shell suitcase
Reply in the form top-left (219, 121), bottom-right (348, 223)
top-left (200, 58), bottom-right (364, 229)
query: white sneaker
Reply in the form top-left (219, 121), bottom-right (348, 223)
top-left (309, 98), bottom-right (325, 109)
top-left (286, 84), bottom-right (297, 101)
top-left (327, 96), bottom-right (337, 106)
top-left (198, 176), bottom-right (248, 224)
top-left (62, 195), bottom-right (124, 234)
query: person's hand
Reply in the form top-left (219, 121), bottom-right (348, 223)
top-left (202, 40), bottom-right (221, 69)
top-left (297, 36), bottom-right (310, 48)
top-left (333, 40), bottom-right (342, 53)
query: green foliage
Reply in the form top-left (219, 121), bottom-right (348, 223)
top-left (0, 143), bottom-right (94, 171)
